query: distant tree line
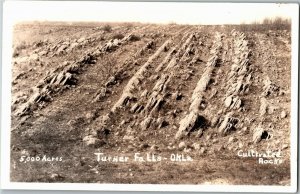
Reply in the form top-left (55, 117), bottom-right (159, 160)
top-left (232, 16), bottom-right (291, 32)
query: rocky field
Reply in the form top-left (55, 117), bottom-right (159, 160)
top-left (10, 22), bottom-right (291, 185)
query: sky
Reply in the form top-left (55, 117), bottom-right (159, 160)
top-left (3, 1), bottom-right (298, 25)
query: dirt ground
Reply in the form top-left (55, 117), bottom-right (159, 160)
top-left (10, 22), bottom-right (291, 185)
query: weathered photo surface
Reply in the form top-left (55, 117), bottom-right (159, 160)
top-left (3, 1), bottom-right (298, 191)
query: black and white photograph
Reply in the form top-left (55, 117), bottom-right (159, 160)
top-left (0, 1), bottom-right (298, 192)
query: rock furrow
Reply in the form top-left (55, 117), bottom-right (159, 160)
top-left (175, 32), bottom-right (223, 139)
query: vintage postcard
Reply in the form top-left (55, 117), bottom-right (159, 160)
top-left (1, 1), bottom-right (298, 192)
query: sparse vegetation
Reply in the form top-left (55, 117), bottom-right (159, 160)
top-left (102, 24), bottom-right (112, 32)
top-left (99, 55), bottom-right (117, 81)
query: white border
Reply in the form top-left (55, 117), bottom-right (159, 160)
top-left (1, 1), bottom-right (298, 192)
top-left (289, 2), bottom-right (299, 194)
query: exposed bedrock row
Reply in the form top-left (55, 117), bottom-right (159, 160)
top-left (83, 29), bottom-right (200, 146)
top-left (175, 32), bottom-right (224, 139)
top-left (83, 37), bottom-right (174, 146)
top-left (14, 34), bottom-right (138, 117)
top-left (217, 30), bottom-right (252, 136)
